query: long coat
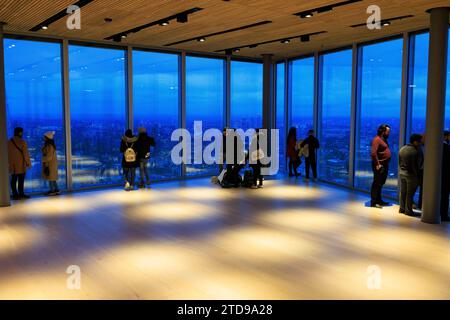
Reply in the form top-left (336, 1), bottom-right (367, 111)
top-left (7, 136), bottom-right (31, 174)
top-left (42, 144), bottom-right (58, 181)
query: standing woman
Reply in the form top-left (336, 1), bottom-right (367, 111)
top-left (286, 127), bottom-right (300, 177)
top-left (42, 131), bottom-right (60, 196)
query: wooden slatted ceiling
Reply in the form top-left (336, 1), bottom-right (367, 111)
top-left (0, 0), bottom-right (449, 60)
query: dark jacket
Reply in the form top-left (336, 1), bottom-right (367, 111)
top-left (300, 135), bottom-right (320, 158)
top-left (136, 133), bottom-right (155, 160)
top-left (399, 144), bottom-right (420, 178)
top-left (120, 135), bottom-right (139, 168)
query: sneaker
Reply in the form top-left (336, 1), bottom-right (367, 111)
top-left (379, 200), bottom-right (390, 206)
top-left (54, 190), bottom-right (61, 195)
top-left (257, 184), bottom-right (264, 188)
top-left (251, 185), bottom-right (258, 189)
top-left (370, 203), bottom-right (383, 209)
top-left (399, 209), bottom-right (405, 214)
top-left (124, 182), bottom-right (131, 191)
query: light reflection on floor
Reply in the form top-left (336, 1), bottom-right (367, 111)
top-left (0, 178), bottom-right (449, 299)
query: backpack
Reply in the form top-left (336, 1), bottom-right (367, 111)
top-left (124, 143), bottom-right (136, 163)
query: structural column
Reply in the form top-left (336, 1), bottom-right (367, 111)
top-left (422, 7), bottom-right (449, 224)
top-left (262, 54), bottom-right (273, 130)
top-left (0, 22), bottom-right (10, 207)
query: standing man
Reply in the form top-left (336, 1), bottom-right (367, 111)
top-left (398, 134), bottom-right (422, 216)
top-left (300, 129), bottom-right (320, 181)
top-left (7, 127), bottom-right (31, 200)
top-left (441, 130), bottom-right (450, 221)
top-left (136, 127), bottom-right (155, 188)
top-left (370, 124), bottom-right (392, 208)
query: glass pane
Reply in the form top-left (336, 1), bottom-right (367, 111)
top-left (186, 56), bottom-right (225, 176)
top-left (409, 33), bottom-right (429, 135)
top-left (290, 57), bottom-right (314, 135)
top-left (319, 49), bottom-right (352, 186)
top-left (276, 63), bottom-right (286, 173)
top-left (355, 38), bottom-right (403, 198)
top-left (69, 45), bottom-right (126, 188)
top-left (446, 33), bottom-right (450, 130)
top-left (410, 32), bottom-right (450, 132)
top-left (133, 50), bottom-right (180, 180)
top-left (4, 38), bottom-right (66, 193)
top-left (230, 61), bottom-right (263, 130)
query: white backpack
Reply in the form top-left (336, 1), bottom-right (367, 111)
top-left (124, 143), bottom-right (136, 162)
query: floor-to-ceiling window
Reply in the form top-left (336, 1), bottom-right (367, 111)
top-left (230, 61), bottom-right (263, 131)
top-left (69, 45), bottom-right (126, 189)
top-left (355, 38), bottom-right (403, 198)
top-left (4, 38), bottom-right (66, 193)
top-left (276, 62), bottom-right (286, 173)
top-left (133, 50), bottom-right (180, 180)
top-left (186, 56), bottom-right (225, 176)
top-left (319, 49), bottom-right (353, 186)
top-left (289, 57), bottom-right (315, 137)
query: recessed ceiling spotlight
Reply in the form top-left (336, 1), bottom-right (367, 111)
top-left (41, 25), bottom-right (48, 30)
top-left (382, 21), bottom-right (391, 26)
top-left (300, 12), bottom-right (313, 18)
top-left (197, 37), bottom-right (206, 42)
top-left (160, 21), bottom-right (169, 26)
top-left (300, 35), bottom-right (310, 42)
top-left (233, 48), bottom-right (240, 53)
top-left (104, 18), bottom-right (113, 23)
top-left (281, 39), bottom-right (291, 44)
top-left (121, 34), bottom-right (127, 39)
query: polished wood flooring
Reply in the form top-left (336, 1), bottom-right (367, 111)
top-left (0, 178), bottom-right (449, 300)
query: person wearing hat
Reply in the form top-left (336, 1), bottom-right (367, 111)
top-left (135, 127), bottom-right (155, 188)
top-left (42, 131), bottom-right (60, 196)
top-left (8, 127), bottom-right (32, 200)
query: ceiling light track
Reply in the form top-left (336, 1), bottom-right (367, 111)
top-left (105, 7), bottom-right (203, 42)
top-left (217, 31), bottom-right (327, 54)
top-left (164, 20), bottom-right (272, 46)
top-left (294, 0), bottom-right (363, 19)
top-left (350, 15), bottom-right (414, 28)
top-left (29, 0), bottom-right (94, 31)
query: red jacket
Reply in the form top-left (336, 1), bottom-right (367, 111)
top-left (371, 135), bottom-right (391, 166)
top-left (286, 136), bottom-right (298, 159)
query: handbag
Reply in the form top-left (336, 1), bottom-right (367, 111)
top-left (44, 165), bottom-right (50, 177)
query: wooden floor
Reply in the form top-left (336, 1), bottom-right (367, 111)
top-left (0, 178), bottom-right (449, 300)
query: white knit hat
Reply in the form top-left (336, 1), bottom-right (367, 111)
top-left (44, 131), bottom-right (55, 140)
